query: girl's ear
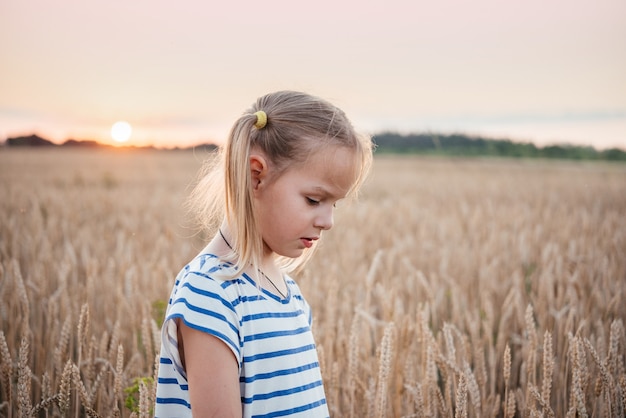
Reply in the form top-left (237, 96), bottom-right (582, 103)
top-left (249, 153), bottom-right (268, 191)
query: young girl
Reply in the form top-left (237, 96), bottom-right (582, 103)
top-left (155, 91), bottom-right (372, 417)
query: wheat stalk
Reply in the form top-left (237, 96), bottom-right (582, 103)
top-left (12, 260), bottom-right (31, 339)
top-left (76, 303), bottom-right (90, 417)
top-left (525, 304), bottom-right (537, 386)
top-left (72, 362), bottom-right (92, 409)
top-left (54, 317), bottom-right (71, 378)
top-left (366, 377), bottom-right (376, 418)
top-left (503, 343), bottom-right (511, 416)
top-left (347, 311), bottom-right (361, 418)
top-left (375, 322), bottom-right (395, 418)
top-left (607, 319), bottom-right (622, 376)
top-left (89, 365), bottom-right (108, 409)
top-left (141, 316), bottom-right (153, 362)
top-left (364, 250), bottom-right (383, 310)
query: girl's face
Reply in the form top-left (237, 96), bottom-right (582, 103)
top-left (252, 145), bottom-right (357, 259)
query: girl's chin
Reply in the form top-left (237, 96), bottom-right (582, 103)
top-left (274, 247), bottom-right (307, 259)
top-left (268, 239), bottom-right (314, 259)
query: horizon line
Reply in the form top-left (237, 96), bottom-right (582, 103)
top-left (4, 131), bottom-right (625, 153)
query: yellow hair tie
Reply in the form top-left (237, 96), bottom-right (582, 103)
top-left (254, 111), bottom-right (267, 129)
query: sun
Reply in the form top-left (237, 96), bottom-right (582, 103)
top-left (111, 121), bottom-right (132, 143)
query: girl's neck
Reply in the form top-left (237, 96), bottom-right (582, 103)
top-left (218, 223), bottom-right (276, 263)
top-left (215, 226), bottom-right (286, 297)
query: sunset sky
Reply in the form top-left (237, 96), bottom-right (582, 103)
top-left (1, 0), bottom-right (625, 149)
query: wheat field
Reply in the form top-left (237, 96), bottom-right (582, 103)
top-left (1, 148), bottom-right (625, 417)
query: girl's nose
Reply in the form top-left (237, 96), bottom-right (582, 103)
top-left (314, 207), bottom-right (334, 230)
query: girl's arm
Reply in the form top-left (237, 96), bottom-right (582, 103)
top-left (178, 321), bottom-right (242, 417)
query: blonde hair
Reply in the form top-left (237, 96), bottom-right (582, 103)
top-left (189, 90), bottom-right (373, 276)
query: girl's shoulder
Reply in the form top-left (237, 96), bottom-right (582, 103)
top-left (172, 250), bottom-right (241, 295)
top-left (173, 249), bottom-right (310, 309)
top-left (183, 251), bottom-right (233, 277)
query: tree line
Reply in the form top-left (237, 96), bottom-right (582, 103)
top-left (4, 132), bottom-right (625, 161)
top-left (372, 132), bottom-right (626, 161)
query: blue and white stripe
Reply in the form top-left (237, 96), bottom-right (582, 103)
top-left (155, 250), bottom-right (329, 417)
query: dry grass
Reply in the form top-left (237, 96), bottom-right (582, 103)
top-left (1, 148), bottom-right (625, 417)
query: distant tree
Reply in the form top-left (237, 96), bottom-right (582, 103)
top-left (371, 132), bottom-right (624, 162)
top-left (62, 139), bottom-right (103, 147)
top-left (601, 148), bottom-right (626, 161)
top-left (6, 134), bottom-right (55, 147)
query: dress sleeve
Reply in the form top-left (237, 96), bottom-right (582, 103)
top-left (160, 270), bottom-right (241, 378)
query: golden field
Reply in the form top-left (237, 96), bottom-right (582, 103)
top-left (1, 148), bottom-right (625, 417)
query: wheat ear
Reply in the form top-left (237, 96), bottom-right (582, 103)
top-left (571, 337), bottom-right (589, 418)
top-left (529, 383), bottom-right (555, 418)
top-left (618, 375), bottom-right (626, 417)
top-left (608, 319), bottom-right (622, 375)
top-left (375, 322), bottom-right (395, 418)
top-left (463, 361), bottom-right (481, 414)
top-left (113, 344), bottom-right (124, 414)
top-left (17, 337), bottom-right (32, 417)
top-left (58, 360), bottom-right (73, 415)
top-left (139, 379), bottom-right (150, 418)
top-left (525, 304), bottom-right (537, 386)
top-left (72, 362), bottom-right (91, 408)
top-left (541, 331), bottom-right (554, 406)
top-left (0, 331), bottom-right (13, 410)
top-left (506, 390), bottom-right (516, 418)
top-left (583, 338), bottom-right (615, 416)
top-left (454, 373), bottom-right (468, 418)
top-left (503, 343), bottom-right (511, 416)
top-left (403, 383), bottom-right (425, 418)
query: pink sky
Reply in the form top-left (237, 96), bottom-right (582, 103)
top-left (1, 0), bottom-right (625, 149)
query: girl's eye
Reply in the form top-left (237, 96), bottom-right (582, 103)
top-left (306, 197), bottom-right (320, 206)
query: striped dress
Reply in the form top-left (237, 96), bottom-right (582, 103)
top-left (155, 250), bottom-right (329, 417)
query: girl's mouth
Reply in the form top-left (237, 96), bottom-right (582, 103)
top-left (301, 237), bottom-right (318, 248)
